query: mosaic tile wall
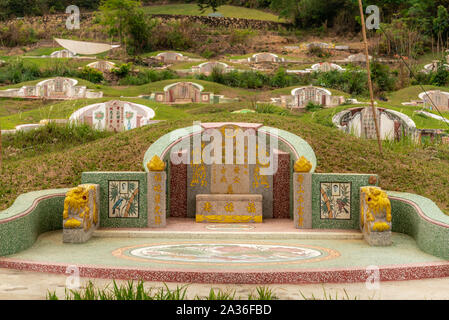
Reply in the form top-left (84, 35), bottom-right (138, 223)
top-left (389, 192), bottom-right (449, 260)
top-left (0, 189), bottom-right (68, 256)
top-left (311, 173), bottom-right (378, 229)
top-left (81, 172), bottom-right (149, 228)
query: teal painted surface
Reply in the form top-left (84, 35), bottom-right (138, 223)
top-left (0, 189), bottom-right (68, 256)
top-left (312, 173), bottom-right (378, 229)
top-left (388, 191), bottom-right (449, 260)
top-left (82, 172), bottom-right (149, 228)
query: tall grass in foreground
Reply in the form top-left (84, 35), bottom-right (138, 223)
top-left (46, 281), bottom-right (279, 300)
top-left (2, 122), bottom-right (113, 160)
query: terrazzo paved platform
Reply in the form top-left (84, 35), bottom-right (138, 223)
top-left (93, 218), bottom-right (363, 240)
top-left (1, 221), bottom-right (448, 284)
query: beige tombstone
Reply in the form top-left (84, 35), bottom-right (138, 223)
top-left (196, 194), bottom-right (263, 223)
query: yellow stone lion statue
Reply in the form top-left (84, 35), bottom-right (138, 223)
top-left (63, 185), bottom-right (98, 230)
top-left (360, 186), bottom-right (392, 232)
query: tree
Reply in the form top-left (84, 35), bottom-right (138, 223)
top-left (196, 0), bottom-right (226, 13)
top-left (98, 0), bottom-right (156, 54)
top-left (433, 5), bottom-right (449, 52)
top-left (98, 0), bottom-right (141, 45)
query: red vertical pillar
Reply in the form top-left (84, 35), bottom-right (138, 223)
top-left (273, 151), bottom-right (291, 219)
top-left (169, 161), bottom-right (188, 218)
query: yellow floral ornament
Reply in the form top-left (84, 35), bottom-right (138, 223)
top-left (294, 156), bottom-right (312, 173)
top-left (147, 155), bottom-right (166, 171)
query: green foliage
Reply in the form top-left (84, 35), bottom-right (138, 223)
top-left (0, 58), bottom-right (40, 84)
top-left (79, 66), bottom-right (104, 84)
top-left (111, 63), bottom-right (133, 77)
top-left (47, 280), bottom-right (281, 300)
top-left (197, 69), bottom-right (303, 90)
top-left (248, 286), bottom-right (278, 300)
top-left (307, 45), bottom-right (331, 58)
top-left (305, 101), bottom-right (323, 111)
top-left (430, 62), bottom-right (449, 87)
top-left (229, 29), bottom-right (258, 45)
top-left (197, 0), bottom-right (226, 13)
top-left (0, 0), bottom-right (100, 20)
top-left (255, 103), bottom-right (289, 116)
top-left (269, 68), bottom-right (295, 88)
top-left (313, 68), bottom-right (368, 96)
top-left (371, 62), bottom-right (397, 94)
top-left (98, 0), bottom-right (156, 54)
top-left (0, 22), bottom-right (38, 47)
top-left (198, 288), bottom-right (236, 300)
top-left (3, 122), bottom-right (113, 160)
top-left (0, 58), bottom-right (105, 85)
top-left (58, 281), bottom-right (188, 300)
top-left (118, 69), bottom-right (177, 85)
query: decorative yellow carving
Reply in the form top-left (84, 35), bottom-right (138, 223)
top-left (64, 218), bottom-right (82, 229)
top-left (224, 202), bottom-right (234, 213)
top-left (203, 202), bottom-right (212, 212)
top-left (196, 215), bottom-right (262, 223)
top-left (361, 186), bottom-right (392, 232)
top-left (294, 156), bottom-right (312, 173)
top-left (247, 202), bottom-right (256, 213)
top-left (147, 155), bottom-right (166, 171)
top-left (63, 186), bottom-right (90, 230)
top-left (372, 222), bottom-right (390, 232)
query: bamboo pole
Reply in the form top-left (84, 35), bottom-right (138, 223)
top-left (0, 120), bottom-right (2, 170)
top-left (358, 0), bottom-right (383, 155)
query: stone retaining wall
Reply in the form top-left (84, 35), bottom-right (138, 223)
top-left (1, 12), bottom-right (289, 31)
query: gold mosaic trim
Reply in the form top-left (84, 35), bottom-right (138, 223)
top-left (196, 215), bottom-right (263, 223)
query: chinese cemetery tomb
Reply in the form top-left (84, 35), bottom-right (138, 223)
top-left (0, 77), bottom-right (103, 99)
top-left (275, 86), bottom-right (345, 109)
top-left (69, 100), bottom-right (156, 132)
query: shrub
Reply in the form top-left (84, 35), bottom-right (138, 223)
top-left (307, 45), bottom-right (331, 58)
top-left (430, 62), bottom-right (449, 86)
top-left (112, 63), bottom-right (133, 78)
top-left (305, 101), bottom-right (323, 111)
top-left (255, 104), bottom-right (289, 116)
top-left (371, 62), bottom-right (397, 93)
top-left (78, 66), bottom-right (104, 84)
top-left (269, 68), bottom-right (295, 88)
top-left (0, 23), bottom-right (38, 47)
top-left (314, 69), bottom-right (368, 96)
top-left (0, 58), bottom-right (40, 84)
top-left (119, 69), bottom-right (177, 85)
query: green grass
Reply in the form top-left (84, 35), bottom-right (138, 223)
top-left (0, 97), bottom-right (189, 129)
top-left (140, 51), bottom-right (203, 59)
top-left (47, 280), bottom-right (279, 300)
top-left (3, 122), bottom-right (113, 161)
top-left (0, 77), bottom-right (252, 98)
top-left (144, 4), bottom-right (284, 22)
top-left (301, 104), bottom-right (449, 130)
top-left (22, 47), bottom-right (65, 56)
top-left (387, 85), bottom-right (449, 108)
top-left (268, 86), bottom-right (350, 98)
top-left (1, 113), bottom-right (448, 215)
top-left (19, 57), bottom-right (90, 69)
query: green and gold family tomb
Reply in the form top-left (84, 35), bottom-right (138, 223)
top-left (0, 122), bottom-right (448, 284)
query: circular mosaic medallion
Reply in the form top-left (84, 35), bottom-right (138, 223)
top-left (129, 243), bottom-right (323, 264)
top-left (205, 224), bottom-right (255, 231)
